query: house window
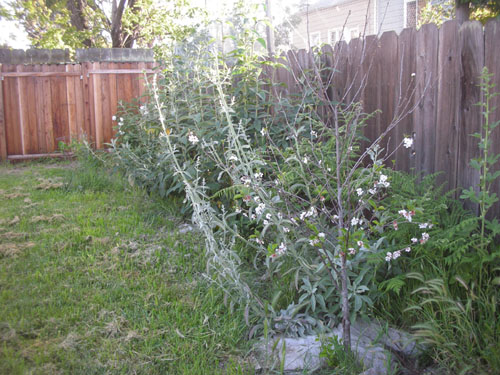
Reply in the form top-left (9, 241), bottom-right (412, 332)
top-left (310, 31), bottom-right (321, 47)
top-left (350, 28), bottom-right (360, 40)
top-left (405, 0), bottom-right (417, 28)
top-left (328, 29), bottom-right (339, 45)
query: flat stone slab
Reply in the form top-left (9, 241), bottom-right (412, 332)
top-left (254, 320), bottom-right (425, 374)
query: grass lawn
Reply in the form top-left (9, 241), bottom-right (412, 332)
top-left (0, 160), bottom-right (252, 374)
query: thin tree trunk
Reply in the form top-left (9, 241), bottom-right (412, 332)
top-left (456, 0), bottom-right (470, 24)
top-left (67, 0), bottom-right (92, 47)
top-left (341, 254), bottom-right (351, 350)
top-left (265, 0), bottom-right (275, 56)
top-left (111, 0), bottom-right (127, 47)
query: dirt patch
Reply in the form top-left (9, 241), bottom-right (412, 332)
top-left (2, 192), bottom-right (29, 199)
top-left (0, 323), bottom-right (17, 343)
top-left (8, 216), bottom-right (20, 226)
top-left (36, 177), bottom-right (64, 190)
top-left (31, 214), bottom-right (65, 223)
top-left (58, 332), bottom-right (80, 350)
top-left (0, 242), bottom-right (35, 257)
top-left (0, 231), bottom-right (27, 240)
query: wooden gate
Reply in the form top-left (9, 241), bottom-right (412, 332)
top-left (0, 61), bottom-right (155, 160)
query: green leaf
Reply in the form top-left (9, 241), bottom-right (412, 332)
top-left (256, 37), bottom-right (266, 49)
top-left (354, 296), bottom-right (362, 312)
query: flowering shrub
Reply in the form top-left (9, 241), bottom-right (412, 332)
top-left (108, 18), bottom-right (500, 371)
top-left (121, 33), bottom-right (440, 351)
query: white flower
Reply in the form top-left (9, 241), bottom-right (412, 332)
top-left (266, 213), bottom-right (272, 220)
top-left (356, 188), bottom-right (364, 196)
top-left (255, 203), bottom-right (266, 216)
top-left (303, 156), bottom-right (308, 164)
top-left (311, 130), bottom-right (317, 138)
top-left (318, 232), bottom-right (325, 239)
top-left (392, 250), bottom-right (401, 259)
top-left (368, 188), bottom-right (376, 195)
top-left (327, 167), bottom-right (332, 172)
top-left (348, 248), bottom-right (356, 255)
top-left (411, 237), bottom-right (418, 243)
top-left (377, 174), bottom-right (390, 188)
top-left (240, 176), bottom-right (251, 186)
top-left (420, 232), bottom-right (430, 244)
top-left (283, 227), bottom-right (290, 233)
top-left (332, 215), bottom-right (339, 221)
top-left (405, 247), bottom-right (411, 252)
top-left (385, 252), bottom-right (392, 262)
top-left (119, 117), bottom-right (124, 122)
top-left (251, 214), bottom-right (256, 220)
top-left (276, 242), bottom-right (287, 255)
top-left (351, 217), bottom-right (360, 226)
top-left (228, 154), bottom-right (238, 161)
top-left (357, 240), bottom-right (364, 247)
top-left (235, 208), bottom-right (242, 214)
top-left (307, 206), bottom-right (317, 217)
top-left (411, 72), bottom-right (416, 77)
top-left (419, 223), bottom-right (433, 229)
top-left (277, 212), bottom-right (283, 220)
top-left (309, 239), bottom-right (319, 246)
top-left (260, 128), bottom-right (267, 136)
top-left (112, 115), bottom-right (117, 121)
top-left (188, 132), bottom-right (199, 145)
top-left (403, 137), bottom-right (413, 148)
top-left (398, 209), bottom-right (414, 222)
top-left (254, 172), bottom-right (263, 180)
top-left (263, 220), bottom-right (269, 225)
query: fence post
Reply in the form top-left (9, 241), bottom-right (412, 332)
top-left (0, 64), bottom-right (7, 160)
top-left (81, 62), bottom-right (94, 147)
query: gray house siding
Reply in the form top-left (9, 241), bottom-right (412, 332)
top-left (377, 0), bottom-right (404, 34)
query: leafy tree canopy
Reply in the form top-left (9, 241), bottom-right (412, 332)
top-left (420, 0), bottom-right (499, 26)
top-left (6, 0), bottom-right (203, 51)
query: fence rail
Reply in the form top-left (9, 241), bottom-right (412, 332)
top-left (0, 61), bottom-right (155, 160)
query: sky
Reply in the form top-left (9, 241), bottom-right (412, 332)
top-left (0, 0), bottom-right (301, 49)
top-left (0, 0), bottom-right (30, 49)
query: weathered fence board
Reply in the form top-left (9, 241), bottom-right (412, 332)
top-left (379, 31), bottom-right (399, 154)
top-left (361, 34), bottom-right (379, 148)
top-left (485, 19), bottom-right (500, 219)
top-left (435, 20), bottom-right (461, 192)
top-left (458, 21), bottom-right (484, 214)
top-left (415, 23), bottom-right (439, 177)
top-left (394, 27), bottom-right (416, 172)
top-left (4, 65), bottom-right (22, 155)
top-left (0, 65), bottom-right (6, 160)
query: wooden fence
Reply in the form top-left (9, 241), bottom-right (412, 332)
top-left (267, 19), bottom-right (500, 211)
top-left (0, 61), bottom-right (155, 160)
top-left (0, 20), bottom-right (499, 212)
